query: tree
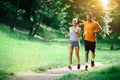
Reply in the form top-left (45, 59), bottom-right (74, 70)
top-left (0, 0), bottom-right (119, 38)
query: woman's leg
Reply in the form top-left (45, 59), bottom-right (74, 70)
top-left (69, 44), bottom-right (74, 65)
top-left (75, 47), bottom-right (80, 69)
top-left (68, 44), bottom-right (73, 70)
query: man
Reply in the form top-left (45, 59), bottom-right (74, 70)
top-left (83, 13), bottom-right (102, 70)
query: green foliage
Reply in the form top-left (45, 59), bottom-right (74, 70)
top-left (0, 1), bottom-right (16, 25)
top-left (0, 0), bottom-right (120, 37)
top-left (0, 24), bottom-right (70, 78)
top-left (17, 9), bottom-right (26, 20)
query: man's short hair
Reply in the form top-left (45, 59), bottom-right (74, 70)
top-left (86, 12), bottom-right (93, 18)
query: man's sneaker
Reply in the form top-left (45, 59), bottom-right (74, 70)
top-left (68, 65), bottom-right (72, 70)
top-left (77, 64), bottom-right (80, 69)
top-left (91, 60), bottom-right (95, 67)
top-left (85, 65), bottom-right (88, 71)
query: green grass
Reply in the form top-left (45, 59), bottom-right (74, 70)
top-left (0, 24), bottom-right (84, 79)
top-left (37, 24), bottom-right (66, 39)
top-left (58, 36), bottom-right (120, 80)
top-left (0, 26), bottom-right (66, 70)
top-left (58, 64), bottom-right (120, 80)
top-left (0, 24), bottom-right (120, 80)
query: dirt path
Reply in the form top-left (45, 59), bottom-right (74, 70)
top-left (7, 62), bottom-right (103, 80)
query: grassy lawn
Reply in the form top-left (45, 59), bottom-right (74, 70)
top-left (58, 64), bottom-right (120, 80)
top-left (0, 24), bottom-right (120, 80)
top-left (57, 34), bottom-right (120, 80)
top-left (58, 48), bottom-right (120, 80)
top-left (0, 24), bottom-right (84, 79)
top-left (0, 25), bottom-right (66, 73)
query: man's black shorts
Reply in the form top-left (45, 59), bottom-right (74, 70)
top-left (84, 40), bottom-right (96, 53)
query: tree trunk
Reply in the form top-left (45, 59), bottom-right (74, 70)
top-left (32, 23), bottom-right (39, 36)
top-left (10, 1), bottom-right (19, 29)
top-left (29, 21), bottom-right (35, 36)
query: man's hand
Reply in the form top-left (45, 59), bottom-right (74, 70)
top-left (93, 28), bottom-right (102, 34)
top-left (92, 31), bottom-right (96, 35)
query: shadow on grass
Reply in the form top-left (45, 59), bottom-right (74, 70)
top-left (97, 47), bottom-right (110, 51)
top-left (97, 47), bottom-right (120, 51)
top-left (0, 70), bottom-right (10, 80)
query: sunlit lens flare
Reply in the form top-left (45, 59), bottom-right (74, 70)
top-left (101, 0), bottom-right (109, 5)
top-left (101, 0), bottom-right (109, 9)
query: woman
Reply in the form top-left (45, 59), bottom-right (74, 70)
top-left (65, 18), bottom-right (82, 70)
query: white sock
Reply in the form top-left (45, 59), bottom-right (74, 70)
top-left (85, 62), bottom-right (88, 66)
top-left (91, 59), bottom-right (94, 61)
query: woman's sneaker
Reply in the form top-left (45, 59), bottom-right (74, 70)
top-left (77, 64), bottom-right (80, 69)
top-left (68, 65), bottom-right (72, 70)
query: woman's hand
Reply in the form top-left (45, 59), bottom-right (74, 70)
top-left (65, 34), bottom-right (70, 37)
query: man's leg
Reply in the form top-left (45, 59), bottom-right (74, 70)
top-left (91, 52), bottom-right (95, 67)
top-left (91, 42), bottom-right (96, 67)
top-left (92, 52), bottom-right (95, 60)
top-left (85, 51), bottom-right (89, 70)
top-left (84, 40), bottom-right (89, 70)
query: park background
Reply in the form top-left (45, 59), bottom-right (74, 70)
top-left (0, 0), bottom-right (120, 80)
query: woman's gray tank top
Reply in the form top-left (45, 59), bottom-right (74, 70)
top-left (70, 27), bottom-right (79, 41)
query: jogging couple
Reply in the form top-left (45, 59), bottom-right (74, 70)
top-left (65, 13), bottom-right (102, 71)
